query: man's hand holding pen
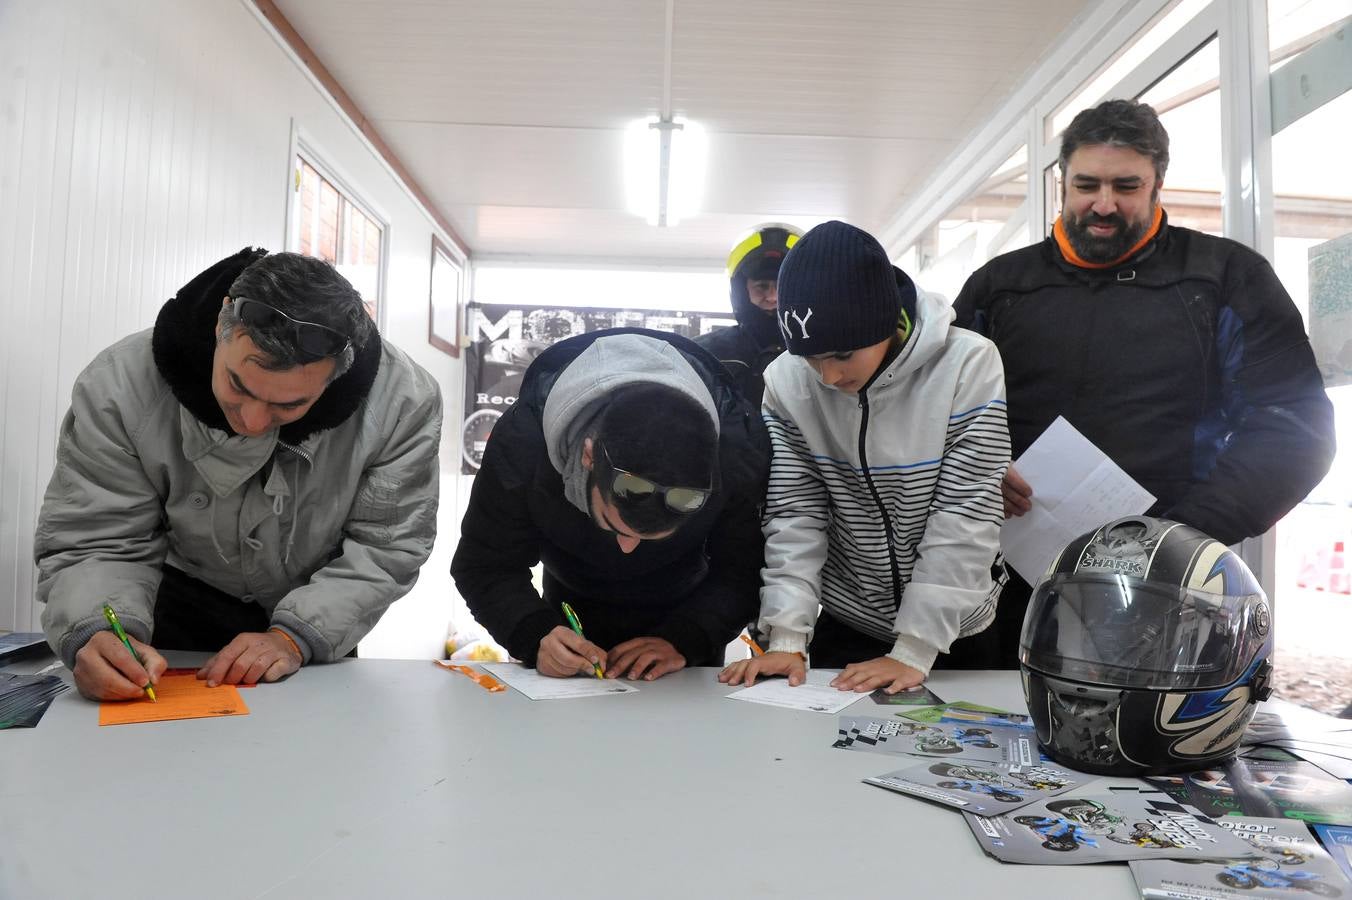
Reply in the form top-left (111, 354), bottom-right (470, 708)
top-left (537, 625), bottom-right (608, 678)
top-left (73, 630), bottom-right (167, 702)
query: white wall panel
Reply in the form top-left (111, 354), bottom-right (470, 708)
top-left (0, 0), bottom-right (464, 659)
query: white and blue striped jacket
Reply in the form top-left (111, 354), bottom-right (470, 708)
top-left (758, 290), bottom-right (1010, 674)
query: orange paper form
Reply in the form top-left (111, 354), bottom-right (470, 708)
top-left (98, 673), bottom-right (250, 726)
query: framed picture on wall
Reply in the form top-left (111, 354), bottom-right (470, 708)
top-left (429, 235), bottom-right (463, 357)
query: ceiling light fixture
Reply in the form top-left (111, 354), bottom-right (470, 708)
top-left (624, 115), bottom-right (706, 227)
top-left (622, 0), bottom-right (704, 228)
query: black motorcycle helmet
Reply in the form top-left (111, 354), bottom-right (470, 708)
top-left (725, 222), bottom-right (802, 349)
top-left (1020, 516), bottom-right (1273, 776)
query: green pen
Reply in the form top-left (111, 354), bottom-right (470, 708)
top-left (560, 602), bottom-right (605, 679)
top-left (102, 603), bottom-right (157, 702)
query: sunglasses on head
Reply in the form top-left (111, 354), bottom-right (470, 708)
top-left (229, 297), bottom-right (352, 359)
top-left (600, 446), bottom-right (710, 514)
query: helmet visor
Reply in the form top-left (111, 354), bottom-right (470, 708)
top-left (1019, 573), bottom-right (1268, 690)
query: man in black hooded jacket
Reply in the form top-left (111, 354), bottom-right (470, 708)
top-left (451, 328), bottom-right (769, 681)
top-left (696, 223), bottom-right (803, 407)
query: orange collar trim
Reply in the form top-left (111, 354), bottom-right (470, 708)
top-left (1053, 205), bottom-right (1164, 269)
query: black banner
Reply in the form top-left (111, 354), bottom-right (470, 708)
top-left (459, 303), bottom-right (734, 474)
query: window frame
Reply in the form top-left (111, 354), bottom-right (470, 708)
top-left (284, 126), bottom-right (391, 331)
top-left (428, 234), bottom-right (466, 357)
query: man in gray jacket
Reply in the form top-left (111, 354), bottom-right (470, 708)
top-left (36, 249), bottom-right (442, 701)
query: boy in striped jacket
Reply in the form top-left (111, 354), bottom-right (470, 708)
top-left (719, 221), bottom-right (1010, 694)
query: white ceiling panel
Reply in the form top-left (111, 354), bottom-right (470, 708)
top-left (376, 122), bottom-right (632, 209)
top-left (449, 205), bottom-right (821, 261)
top-left (273, 0), bottom-right (1093, 262)
top-left (381, 120), bottom-right (946, 217)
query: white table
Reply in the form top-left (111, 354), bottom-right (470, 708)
top-left (1, 659), bottom-right (1138, 899)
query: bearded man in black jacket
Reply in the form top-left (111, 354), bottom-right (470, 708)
top-left (954, 99), bottom-right (1334, 667)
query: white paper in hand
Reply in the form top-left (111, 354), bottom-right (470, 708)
top-left (1000, 417), bottom-right (1155, 583)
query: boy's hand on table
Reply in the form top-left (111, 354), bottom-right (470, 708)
top-left (718, 650), bottom-right (806, 688)
top-left (830, 656), bottom-right (924, 693)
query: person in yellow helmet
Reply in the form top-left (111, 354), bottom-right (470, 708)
top-left (696, 223), bottom-right (803, 407)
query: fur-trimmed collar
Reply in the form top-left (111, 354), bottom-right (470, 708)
top-left (151, 247), bottom-right (382, 444)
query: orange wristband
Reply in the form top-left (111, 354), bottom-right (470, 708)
top-left (269, 627), bottom-right (303, 660)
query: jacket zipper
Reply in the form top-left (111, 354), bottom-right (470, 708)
top-left (1069, 280), bottom-right (1107, 421)
top-left (856, 389), bottom-right (903, 607)
top-left (279, 441), bottom-right (314, 465)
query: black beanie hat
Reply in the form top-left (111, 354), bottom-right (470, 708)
top-left (775, 220), bottom-right (902, 356)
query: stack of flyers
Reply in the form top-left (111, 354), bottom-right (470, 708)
top-left (1243, 706), bottom-right (1352, 781)
top-left (834, 714), bottom-right (1037, 765)
top-left (1313, 826), bottom-right (1352, 887)
top-left (1242, 746), bottom-right (1306, 763)
top-left (1243, 706), bottom-right (1352, 747)
top-left (0, 632), bottom-right (48, 664)
top-left (1147, 758), bottom-right (1352, 826)
top-left (863, 760), bottom-right (1081, 815)
top-left (1130, 816), bottom-right (1352, 899)
top-left (0, 672), bottom-right (69, 729)
top-left (897, 701), bottom-right (1034, 731)
top-left (869, 683), bottom-right (944, 706)
top-left (1280, 750), bottom-right (1352, 783)
top-left (965, 790), bottom-right (1259, 865)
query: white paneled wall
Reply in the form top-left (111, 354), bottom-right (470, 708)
top-left (0, 0), bottom-right (465, 657)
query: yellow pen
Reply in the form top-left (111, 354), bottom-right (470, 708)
top-left (102, 603), bottom-right (157, 702)
top-left (560, 602), bottom-right (605, 679)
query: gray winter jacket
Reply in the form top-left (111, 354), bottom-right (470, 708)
top-left (36, 254), bottom-right (442, 668)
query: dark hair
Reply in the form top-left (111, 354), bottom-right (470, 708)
top-left (219, 252), bottom-right (375, 379)
top-left (591, 383), bottom-right (718, 535)
top-left (1058, 98), bottom-right (1170, 182)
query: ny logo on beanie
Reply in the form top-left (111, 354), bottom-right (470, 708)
top-left (774, 220), bottom-right (904, 357)
top-left (778, 307), bottom-right (814, 341)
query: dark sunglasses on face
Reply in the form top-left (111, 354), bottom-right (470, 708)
top-left (601, 446), bottom-right (710, 514)
top-left (228, 297), bottom-right (353, 359)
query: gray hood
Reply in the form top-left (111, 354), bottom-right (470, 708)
top-left (542, 333), bottom-right (720, 515)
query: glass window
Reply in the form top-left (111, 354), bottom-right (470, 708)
top-left (1270, 98), bottom-right (1352, 326)
top-left (1265, 14), bottom-right (1352, 714)
top-left (293, 156), bottom-right (384, 323)
top-left (908, 145), bottom-right (1031, 300)
top-left (1138, 36), bottom-right (1222, 236)
top-left (1047, 0), bottom-right (1213, 139)
top-left (1271, 88), bottom-right (1352, 505)
top-left (1044, 162), bottom-right (1061, 234)
top-left (1269, 1), bottom-right (1352, 72)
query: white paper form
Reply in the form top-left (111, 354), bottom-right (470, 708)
top-left (724, 669), bottom-right (865, 714)
top-left (1000, 416), bottom-right (1155, 583)
top-left (481, 663), bottom-right (639, 700)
